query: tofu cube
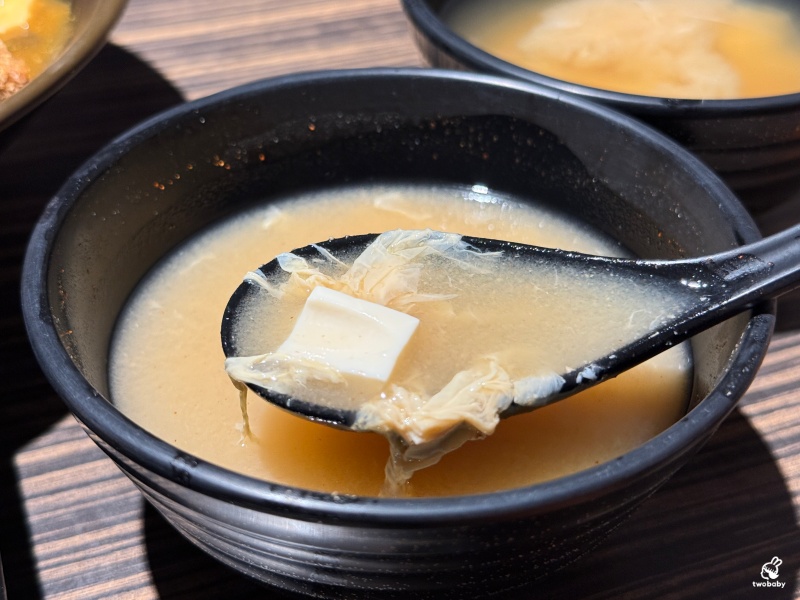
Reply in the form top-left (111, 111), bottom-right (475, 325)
top-left (277, 286), bottom-right (419, 382)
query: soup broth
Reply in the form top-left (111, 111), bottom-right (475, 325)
top-left (443, 0), bottom-right (800, 99)
top-left (110, 184), bottom-right (691, 498)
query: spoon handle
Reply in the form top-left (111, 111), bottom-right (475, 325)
top-left (702, 222), bottom-right (800, 308)
top-left (503, 226), bottom-right (800, 417)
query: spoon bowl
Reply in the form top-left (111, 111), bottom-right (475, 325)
top-left (222, 224), bottom-right (800, 430)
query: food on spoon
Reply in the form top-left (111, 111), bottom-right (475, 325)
top-left (226, 228), bottom-right (695, 493)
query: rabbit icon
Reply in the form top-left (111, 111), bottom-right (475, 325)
top-left (761, 557), bottom-right (782, 581)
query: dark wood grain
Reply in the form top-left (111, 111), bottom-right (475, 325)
top-left (1, 0), bottom-right (798, 598)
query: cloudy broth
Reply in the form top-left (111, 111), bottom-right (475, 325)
top-left (443, 0), bottom-right (800, 98)
top-left (110, 184), bottom-right (691, 497)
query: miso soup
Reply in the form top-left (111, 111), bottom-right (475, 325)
top-left (443, 0), bottom-right (800, 99)
top-left (110, 184), bottom-right (691, 498)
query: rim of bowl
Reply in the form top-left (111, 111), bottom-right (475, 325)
top-left (0, 0), bottom-right (129, 133)
top-left (400, 0), bottom-right (800, 117)
top-left (21, 67), bottom-right (775, 526)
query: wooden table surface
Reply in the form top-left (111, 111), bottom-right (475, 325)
top-left (1, 1), bottom-right (800, 598)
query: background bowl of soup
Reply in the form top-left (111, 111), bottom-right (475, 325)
top-left (401, 0), bottom-right (800, 216)
top-left (21, 68), bottom-right (775, 599)
top-left (0, 0), bottom-right (128, 134)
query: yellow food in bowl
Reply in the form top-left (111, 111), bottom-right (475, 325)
top-left (0, 0), bottom-right (73, 100)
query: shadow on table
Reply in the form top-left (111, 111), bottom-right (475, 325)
top-left (0, 43), bottom-right (183, 600)
top-left (143, 409), bottom-right (798, 600)
top-left (523, 409), bottom-right (800, 600)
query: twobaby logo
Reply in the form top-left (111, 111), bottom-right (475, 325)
top-left (752, 556), bottom-right (785, 589)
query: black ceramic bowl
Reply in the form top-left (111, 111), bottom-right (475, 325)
top-left (401, 0), bottom-right (800, 214)
top-left (22, 68), bottom-right (774, 599)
